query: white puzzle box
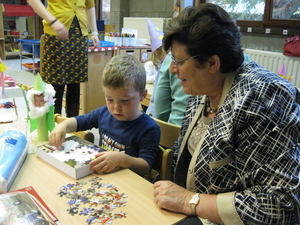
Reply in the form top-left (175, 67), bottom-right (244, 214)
top-left (37, 136), bottom-right (105, 179)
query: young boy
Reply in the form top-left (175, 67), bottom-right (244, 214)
top-left (49, 54), bottom-right (160, 176)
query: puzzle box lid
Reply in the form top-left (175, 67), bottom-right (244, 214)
top-left (37, 136), bottom-right (105, 179)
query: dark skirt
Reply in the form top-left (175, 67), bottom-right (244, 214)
top-left (40, 17), bottom-right (88, 85)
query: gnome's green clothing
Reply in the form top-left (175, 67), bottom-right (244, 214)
top-left (26, 73), bottom-right (55, 141)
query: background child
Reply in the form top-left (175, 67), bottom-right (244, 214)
top-left (49, 54), bottom-right (160, 176)
top-left (144, 46), bottom-right (166, 84)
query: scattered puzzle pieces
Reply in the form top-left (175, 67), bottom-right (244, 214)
top-left (58, 177), bottom-right (127, 224)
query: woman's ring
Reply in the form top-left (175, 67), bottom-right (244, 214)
top-left (58, 31), bottom-right (62, 34)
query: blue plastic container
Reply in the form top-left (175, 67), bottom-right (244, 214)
top-left (100, 41), bottom-right (115, 47)
top-left (17, 39), bottom-right (40, 57)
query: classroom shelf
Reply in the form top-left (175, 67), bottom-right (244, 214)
top-left (0, 4), bottom-right (36, 60)
top-left (17, 39), bottom-right (40, 74)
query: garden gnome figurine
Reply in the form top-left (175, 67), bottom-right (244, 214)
top-left (27, 73), bottom-right (55, 141)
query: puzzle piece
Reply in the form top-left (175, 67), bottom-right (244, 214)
top-left (59, 177), bottom-right (127, 224)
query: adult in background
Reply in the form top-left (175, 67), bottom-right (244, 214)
top-left (145, 18), bottom-right (189, 125)
top-left (154, 52), bottom-right (189, 126)
top-left (153, 3), bottom-right (300, 225)
top-left (27, 0), bottom-right (99, 117)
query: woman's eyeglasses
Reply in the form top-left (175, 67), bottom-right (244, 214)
top-left (171, 55), bottom-right (199, 67)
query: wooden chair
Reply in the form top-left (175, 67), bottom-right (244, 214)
top-left (146, 117), bottom-right (181, 183)
top-left (54, 114), bottom-right (94, 143)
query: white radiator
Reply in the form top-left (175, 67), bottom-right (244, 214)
top-left (244, 49), bottom-right (300, 87)
top-left (123, 17), bottom-right (171, 44)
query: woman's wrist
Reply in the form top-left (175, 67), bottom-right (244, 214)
top-left (49, 18), bottom-right (57, 25)
top-left (184, 192), bottom-right (198, 215)
top-left (91, 31), bottom-right (98, 36)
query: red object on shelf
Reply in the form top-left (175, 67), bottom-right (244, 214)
top-left (22, 63), bottom-right (39, 70)
top-left (11, 30), bottom-right (20, 35)
top-left (3, 4), bottom-right (35, 17)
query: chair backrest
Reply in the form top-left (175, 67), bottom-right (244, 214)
top-left (150, 117), bottom-right (181, 182)
top-left (152, 117), bottom-right (181, 149)
top-left (54, 114), bottom-right (94, 143)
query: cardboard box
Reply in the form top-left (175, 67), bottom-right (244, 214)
top-left (105, 24), bottom-right (116, 32)
top-left (37, 136), bottom-right (105, 179)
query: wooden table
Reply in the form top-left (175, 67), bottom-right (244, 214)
top-left (10, 153), bottom-right (185, 225)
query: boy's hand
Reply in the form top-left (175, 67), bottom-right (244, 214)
top-left (49, 126), bottom-right (67, 149)
top-left (89, 151), bottom-right (124, 174)
top-left (49, 118), bottom-right (77, 149)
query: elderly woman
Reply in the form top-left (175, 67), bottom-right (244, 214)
top-left (153, 3), bottom-right (300, 225)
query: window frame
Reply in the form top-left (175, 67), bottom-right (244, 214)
top-left (197, 0), bottom-right (300, 29)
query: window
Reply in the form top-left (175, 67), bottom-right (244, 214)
top-left (101, 0), bottom-right (111, 24)
top-left (207, 0), bottom-right (265, 21)
top-left (272, 0), bottom-right (300, 19)
top-left (199, 0), bottom-right (300, 29)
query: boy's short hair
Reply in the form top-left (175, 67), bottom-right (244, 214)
top-left (102, 54), bottom-right (146, 94)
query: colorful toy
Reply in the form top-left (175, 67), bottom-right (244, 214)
top-left (0, 58), bottom-right (8, 95)
top-left (26, 73), bottom-right (56, 141)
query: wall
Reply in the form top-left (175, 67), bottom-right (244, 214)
top-left (129, 0), bottom-right (174, 18)
top-left (241, 33), bottom-right (287, 53)
top-left (3, 1), bottom-right (292, 52)
top-left (110, 0), bottom-right (174, 33)
top-left (110, 0), bottom-right (130, 33)
top-left (109, 0), bottom-right (296, 53)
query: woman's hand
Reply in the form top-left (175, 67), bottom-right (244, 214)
top-left (91, 35), bottom-right (100, 48)
top-left (51, 20), bottom-right (68, 40)
top-left (89, 151), bottom-right (124, 174)
top-left (153, 180), bottom-right (194, 215)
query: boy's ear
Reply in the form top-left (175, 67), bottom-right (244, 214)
top-left (140, 89), bottom-right (148, 101)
